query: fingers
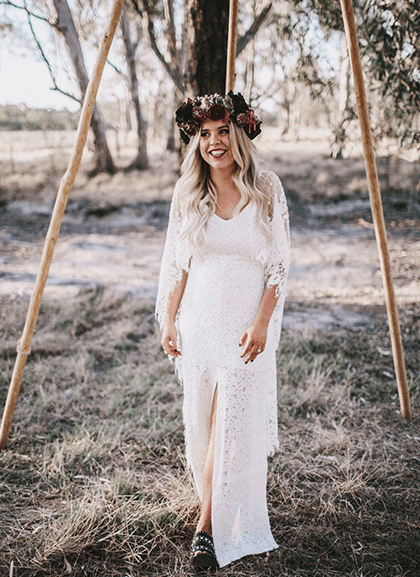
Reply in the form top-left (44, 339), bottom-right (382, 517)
top-left (162, 337), bottom-right (181, 357)
top-left (161, 329), bottom-right (181, 358)
top-left (242, 344), bottom-right (265, 363)
top-left (240, 331), bottom-right (265, 363)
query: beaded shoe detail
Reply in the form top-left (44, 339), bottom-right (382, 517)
top-left (191, 531), bottom-right (218, 569)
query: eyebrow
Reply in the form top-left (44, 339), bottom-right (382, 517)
top-left (201, 125), bottom-right (229, 132)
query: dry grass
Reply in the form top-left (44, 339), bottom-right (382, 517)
top-left (0, 130), bottom-right (179, 207)
top-left (0, 289), bottom-right (419, 577)
top-left (1, 129), bottom-right (420, 575)
top-left (2, 128), bottom-right (420, 208)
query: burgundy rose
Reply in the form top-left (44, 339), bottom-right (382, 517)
top-left (208, 103), bottom-right (226, 121)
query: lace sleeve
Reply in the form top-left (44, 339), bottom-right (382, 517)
top-left (259, 171), bottom-right (291, 299)
top-left (155, 181), bottom-right (191, 329)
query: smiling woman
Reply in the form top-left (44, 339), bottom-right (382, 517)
top-left (199, 120), bottom-right (234, 168)
top-left (155, 92), bottom-right (290, 569)
top-left (199, 119), bottom-right (240, 220)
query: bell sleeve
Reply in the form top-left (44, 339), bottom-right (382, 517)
top-left (155, 181), bottom-right (191, 329)
top-left (258, 170), bottom-right (291, 299)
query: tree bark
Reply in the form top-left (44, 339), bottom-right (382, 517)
top-left (331, 32), bottom-right (352, 159)
top-left (135, 0), bottom-right (270, 99)
top-left (120, 4), bottom-right (149, 170)
top-left (166, 98), bottom-right (176, 151)
top-left (140, 0), bottom-right (183, 95)
top-left (52, 0), bottom-right (115, 175)
top-left (184, 0), bottom-right (230, 95)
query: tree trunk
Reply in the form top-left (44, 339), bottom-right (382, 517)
top-left (121, 4), bottom-right (149, 171)
top-left (243, 39), bottom-right (255, 102)
top-left (166, 108), bottom-right (176, 151)
top-left (184, 0), bottom-right (230, 95)
top-left (281, 100), bottom-right (291, 136)
top-left (331, 33), bottom-right (352, 159)
top-left (52, 0), bottom-right (115, 175)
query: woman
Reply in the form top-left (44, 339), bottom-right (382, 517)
top-left (155, 92), bottom-right (291, 569)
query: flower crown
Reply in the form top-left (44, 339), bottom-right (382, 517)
top-left (175, 91), bottom-right (262, 145)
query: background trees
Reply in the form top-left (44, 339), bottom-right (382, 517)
top-left (0, 0), bottom-right (419, 168)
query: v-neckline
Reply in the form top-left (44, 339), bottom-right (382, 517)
top-left (213, 202), bottom-right (251, 222)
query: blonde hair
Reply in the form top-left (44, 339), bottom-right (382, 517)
top-left (177, 122), bottom-right (271, 249)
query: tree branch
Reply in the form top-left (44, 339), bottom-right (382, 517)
top-left (0, 0), bottom-right (56, 25)
top-left (133, 22), bottom-right (141, 51)
top-left (26, 9), bottom-right (80, 104)
top-left (163, 0), bottom-right (177, 63)
top-left (132, 0), bottom-right (183, 94)
top-left (237, 2), bottom-right (272, 56)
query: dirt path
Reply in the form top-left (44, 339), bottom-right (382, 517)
top-left (1, 195), bottom-right (419, 331)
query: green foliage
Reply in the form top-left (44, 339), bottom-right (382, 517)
top-left (286, 0), bottom-right (420, 147)
top-left (359, 0), bottom-right (420, 146)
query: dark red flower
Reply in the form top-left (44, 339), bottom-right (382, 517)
top-left (175, 100), bottom-right (193, 124)
top-left (208, 104), bottom-right (226, 121)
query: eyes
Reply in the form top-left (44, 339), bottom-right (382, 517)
top-left (200, 126), bottom-right (230, 138)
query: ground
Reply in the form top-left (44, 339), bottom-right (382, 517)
top-left (0, 129), bottom-right (419, 576)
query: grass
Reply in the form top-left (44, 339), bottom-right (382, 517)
top-left (1, 128), bottom-right (419, 575)
top-left (0, 288), bottom-right (419, 576)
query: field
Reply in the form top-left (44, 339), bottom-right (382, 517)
top-left (0, 129), bottom-right (419, 576)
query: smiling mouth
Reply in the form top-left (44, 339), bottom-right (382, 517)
top-left (209, 149), bottom-right (227, 158)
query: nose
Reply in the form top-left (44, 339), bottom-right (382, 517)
top-left (209, 131), bottom-right (221, 146)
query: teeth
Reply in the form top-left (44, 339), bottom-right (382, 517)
top-left (210, 150), bottom-right (226, 157)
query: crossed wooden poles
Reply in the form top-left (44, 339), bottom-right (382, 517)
top-left (0, 0), bottom-right (412, 450)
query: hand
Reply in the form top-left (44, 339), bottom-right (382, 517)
top-left (161, 320), bottom-right (181, 358)
top-left (239, 321), bottom-right (267, 364)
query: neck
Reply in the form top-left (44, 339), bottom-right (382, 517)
top-left (209, 165), bottom-right (235, 191)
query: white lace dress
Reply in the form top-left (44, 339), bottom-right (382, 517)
top-left (156, 170), bottom-right (291, 567)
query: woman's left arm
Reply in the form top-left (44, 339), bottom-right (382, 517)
top-left (240, 171), bottom-right (291, 364)
top-left (239, 283), bottom-right (277, 364)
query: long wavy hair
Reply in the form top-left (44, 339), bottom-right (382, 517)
top-left (177, 121), bottom-right (272, 250)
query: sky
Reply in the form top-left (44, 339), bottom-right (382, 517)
top-left (0, 47), bottom-right (79, 111)
top-left (0, 4), bottom-right (121, 113)
top-left (0, 4), bottom-right (82, 112)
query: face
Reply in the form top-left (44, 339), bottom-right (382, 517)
top-left (199, 118), bottom-right (235, 172)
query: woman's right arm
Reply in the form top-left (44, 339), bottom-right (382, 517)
top-left (160, 269), bottom-right (188, 358)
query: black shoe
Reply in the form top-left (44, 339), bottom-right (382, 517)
top-left (191, 530), bottom-right (219, 569)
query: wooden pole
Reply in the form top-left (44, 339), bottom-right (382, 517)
top-left (0, 0), bottom-right (125, 451)
top-left (226, 0), bottom-right (239, 93)
top-left (339, 0), bottom-right (411, 419)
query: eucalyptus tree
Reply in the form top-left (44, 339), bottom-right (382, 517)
top-left (120, 2), bottom-right (149, 170)
top-left (0, 0), bottom-right (116, 175)
top-left (133, 0), bottom-right (272, 97)
top-left (52, 0), bottom-right (116, 174)
top-left (287, 0), bottom-right (420, 150)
